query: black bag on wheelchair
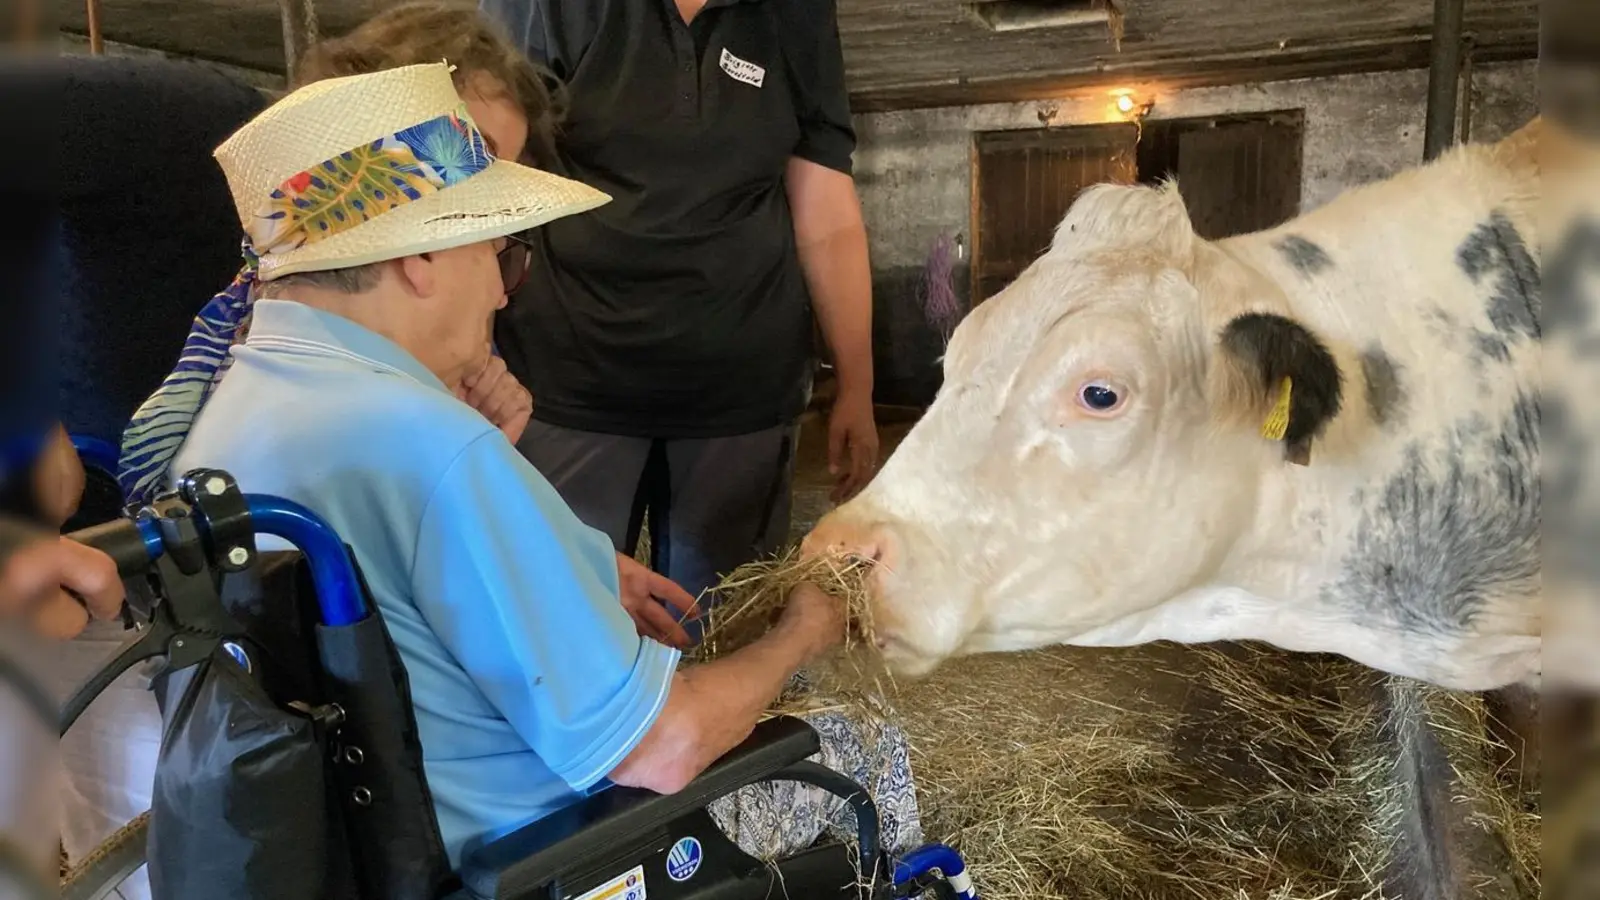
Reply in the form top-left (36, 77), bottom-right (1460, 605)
top-left (147, 640), bottom-right (334, 900)
top-left (144, 550), bottom-right (453, 900)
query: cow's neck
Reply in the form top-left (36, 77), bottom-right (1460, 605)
top-left (1200, 127), bottom-right (1539, 669)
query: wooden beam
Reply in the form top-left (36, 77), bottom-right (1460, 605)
top-left (9, 0), bottom-right (42, 44)
top-left (277, 0), bottom-right (319, 85)
top-left (85, 0), bottom-right (103, 53)
top-left (1422, 0), bottom-right (1466, 160)
top-left (846, 36), bottom-right (1537, 112)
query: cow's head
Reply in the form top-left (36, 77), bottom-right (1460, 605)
top-left (804, 183), bottom-right (1345, 676)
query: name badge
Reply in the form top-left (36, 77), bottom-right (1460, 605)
top-left (719, 48), bottom-right (766, 88)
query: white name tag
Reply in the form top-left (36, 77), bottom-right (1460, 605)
top-left (719, 47), bottom-right (766, 88)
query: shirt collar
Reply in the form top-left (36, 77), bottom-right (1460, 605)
top-left (244, 298), bottom-right (448, 393)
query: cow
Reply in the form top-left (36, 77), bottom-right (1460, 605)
top-left (804, 119), bottom-right (1543, 692)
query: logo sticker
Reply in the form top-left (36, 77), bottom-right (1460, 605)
top-left (222, 641), bottom-right (253, 674)
top-left (719, 48), bottom-right (766, 88)
top-left (573, 864), bottom-right (646, 900)
top-left (666, 836), bottom-right (703, 882)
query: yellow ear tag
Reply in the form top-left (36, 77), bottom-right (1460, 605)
top-left (1260, 376), bottom-right (1292, 441)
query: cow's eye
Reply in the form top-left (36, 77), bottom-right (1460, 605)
top-left (1077, 380), bottom-right (1124, 413)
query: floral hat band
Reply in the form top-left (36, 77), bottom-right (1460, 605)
top-left (247, 106), bottom-right (494, 257)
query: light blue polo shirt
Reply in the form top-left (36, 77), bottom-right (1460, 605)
top-left (174, 299), bottom-right (680, 866)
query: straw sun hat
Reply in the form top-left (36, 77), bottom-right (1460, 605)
top-left (213, 61), bottom-right (610, 280)
top-left (117, 62), bottom-right (608, 506)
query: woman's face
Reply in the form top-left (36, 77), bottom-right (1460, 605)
top-left (462, 73), bottom-right (529, 163)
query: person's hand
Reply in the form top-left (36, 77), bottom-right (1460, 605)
top-left (778, 581), bottom-right (847, 658)
top-left (616, 553), bottom-right (701, 650)
top-left (32, 425), bottom-right (86, 528)
top-left (459, 349), bottom-right (534, 444)
top-left (0, 533), bottom-right (124, 640)
top-left (827, 388), bottom-right (879, 504)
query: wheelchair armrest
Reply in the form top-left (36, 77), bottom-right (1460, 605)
top-left (459, 716), bottom-right (821, 900)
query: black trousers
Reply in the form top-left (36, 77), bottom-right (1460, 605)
top-left (517, 419), bottom-right (799, 641)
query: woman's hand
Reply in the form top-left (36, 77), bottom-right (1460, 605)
top-left (616, 553), bottom-right (700, 650)
top-left (0, 528), bottom-right (124, 640)
top-left (31, 425), bottom-right (85, 527)
top-left (459, 350), bottom-right (534, 444)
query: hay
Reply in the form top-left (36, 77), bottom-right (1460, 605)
top-left (694, 552), bottom-right (1542, 900)
top-left (691, 549), bottom-right (893, 721)
top-left (883, 645), bottom-right (1395, 900)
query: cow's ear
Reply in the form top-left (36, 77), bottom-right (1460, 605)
top-left (1213, 312), bottom-right (1343, 460)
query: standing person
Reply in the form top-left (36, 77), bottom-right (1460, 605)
top-left (480, 0), bottom-right (880, 630)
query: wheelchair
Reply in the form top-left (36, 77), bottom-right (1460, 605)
top-left (56, 460), bottom-right (978, 900)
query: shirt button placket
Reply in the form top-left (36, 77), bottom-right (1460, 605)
top-left (672, 24), bottom-right (696, 116)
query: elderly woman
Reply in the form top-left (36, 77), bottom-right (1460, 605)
top-left (99, 4), bottom-right (921, 879)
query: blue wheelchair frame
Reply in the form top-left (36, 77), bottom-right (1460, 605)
top-left (63, 438), bottom-right (977, 900)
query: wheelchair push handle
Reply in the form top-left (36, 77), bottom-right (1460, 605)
top-left (63, 464), bottom-right (369, 628)
top-left (244, 495), bottom-right (367, 627)
top-left (70, 516), bottom-right (164, 576)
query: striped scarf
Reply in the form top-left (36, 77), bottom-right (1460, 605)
top-left (118, 243), bottom-right (259, 504)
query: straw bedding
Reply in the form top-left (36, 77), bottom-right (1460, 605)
top-left (692, 552), bottom-right (1541, 900)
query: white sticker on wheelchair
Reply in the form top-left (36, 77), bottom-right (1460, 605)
top-left (572, 864), bottom-right (646, 900)
top-left (666, 836), bottom-right (703, 882)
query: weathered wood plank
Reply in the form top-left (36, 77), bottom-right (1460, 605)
top-left (57, 0), bottom-right (1536, 111)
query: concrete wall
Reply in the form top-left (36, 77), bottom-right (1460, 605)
top-left (859, 60), bottom-right (1539, 406)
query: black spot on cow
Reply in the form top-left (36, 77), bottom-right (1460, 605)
top-left (1274, 235), bottom-right (1333, 276)
top-left (1359, 347), bottom-right (1405, 427)
top-left (1221, 312), bottom-right (1344, 446)
top-left (1457, 211), bottom-right (1541, 353)
top-left (1546, 217), bottom-right (1600, 336)
top-left (1474, 333), bottom-right (1510, 363)
top-left (1327, 390), bottom-right (1539, 634)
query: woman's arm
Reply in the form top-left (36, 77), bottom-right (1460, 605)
top-left (787, 159), bottom-right (880, 503)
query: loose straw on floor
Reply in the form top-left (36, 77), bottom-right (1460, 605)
top-left (694, 553), bottom-right (1540, 900)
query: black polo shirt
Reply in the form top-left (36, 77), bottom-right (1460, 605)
top-left (482, 0), bottom-right (857, 438)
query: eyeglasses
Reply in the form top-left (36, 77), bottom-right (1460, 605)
top-left (497, 232), bottom-right (534, 296)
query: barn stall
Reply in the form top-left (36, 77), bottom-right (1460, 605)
top-left (57, 0), bottom-right (1544, 897)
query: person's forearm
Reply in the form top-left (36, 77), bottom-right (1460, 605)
top-left (788, 158), bottom-right (874, 398)
top-left (799, 222), bottom-right (874, 397)
top-left (609, 618), bottom-right (822, 793)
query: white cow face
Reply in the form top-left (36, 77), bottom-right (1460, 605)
top-left (804, 183), bottom-right (1344, 676)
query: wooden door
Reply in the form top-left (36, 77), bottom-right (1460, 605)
top-left (1175, 116), bottom-right (1304, 239)
top-left (972, 123), bottom-right (1138, 304)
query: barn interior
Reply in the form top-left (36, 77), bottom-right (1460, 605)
top-left (51, 1), bottom-right (1548, 898)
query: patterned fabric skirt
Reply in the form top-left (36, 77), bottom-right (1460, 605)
top-left (707, 707), bottom-right (923, 862)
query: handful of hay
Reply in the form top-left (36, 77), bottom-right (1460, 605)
top-left (693, 554), bottom-right (1541, 900)
top-left (690, 549), bottom-right (894, 720)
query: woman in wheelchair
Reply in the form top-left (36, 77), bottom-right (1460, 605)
top-left (101, 47), bottom-right (922, 880)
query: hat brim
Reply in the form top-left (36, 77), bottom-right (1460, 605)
top-left (255, 160), bottom-right (610, 281)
